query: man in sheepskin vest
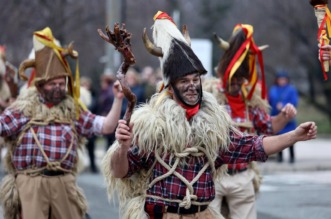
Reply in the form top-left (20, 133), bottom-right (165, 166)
top-left (0, 27), bottom-right (123, 219)
top-left (102, 11), bottom-right (317, 219)
top-left (204, 24), bottom-right (297, 219)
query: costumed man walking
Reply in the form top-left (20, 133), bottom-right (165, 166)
top-left (204, 24), bottom-right (297, 219)
top-left (0, 46), bottom-right (19, 163)
top-left (0, 46), bottom-right (18, 111)
top-left (0, 27), bottom-right (123, 219)
top-left (102, 12), bottom-right (317, 219)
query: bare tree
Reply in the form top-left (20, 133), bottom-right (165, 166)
top-left (1, 0), bottom-right (330, 123)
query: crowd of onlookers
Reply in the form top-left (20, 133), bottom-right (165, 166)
top-left (79, 66), bottom-right (163, 173)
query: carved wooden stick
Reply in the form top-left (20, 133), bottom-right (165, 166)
top-left (98, 23), bottom-right (137, 124)
top-left (5, 61), bottom-right (19, 98)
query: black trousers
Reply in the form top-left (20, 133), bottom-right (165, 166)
top-left (278, 145), bottom-right (295, 162)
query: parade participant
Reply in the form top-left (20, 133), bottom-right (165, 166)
top-left (204, 24), bottom-right (297, 219)
top-left (0, 27), bottom-right (123, 219)
top-left (0, 45), bottom-right (18, 112)
top-left (0, 46), bottom-right (19, 163)
top-left (102, 12), bottom-right (317, 219)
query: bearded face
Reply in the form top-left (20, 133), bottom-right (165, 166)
top-left (39, 77), bottom-right (67, 105)
top-left (226, 76), bottom-right (244, 96)
top-left (171, 73), bottom-right (202, 107)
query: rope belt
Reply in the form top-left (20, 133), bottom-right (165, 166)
top-left (146, 146), bottom-right (216, 209)
top-left (15, 118), bottom-right (77, 176)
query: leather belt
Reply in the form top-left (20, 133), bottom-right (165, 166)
top-left (227, 168), bottom-right (247, 175)
top-left (40, 170), bottom-right (67, 176)
top-left (145, 203), bottom-right (208, 215)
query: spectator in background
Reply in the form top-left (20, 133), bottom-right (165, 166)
top-left (120, 67), bottom-right (145, 118)
top-left (81, 76), bottom-right (99, 173)
top-left (79, 79), bottom-right (92, 109)
top-left (141, 66), bottom-right (157, 100)
top-left (268, 71), bottom-right (299, 163)
top-left (97, 71), bottom-right (117, 150)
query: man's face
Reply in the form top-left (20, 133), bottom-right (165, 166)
top-left (172, 73), bottom-right (201, 106)
top-left (40, 77), bottom-right (66, 104)
top-left (227, 76), bottom-right (244, 96)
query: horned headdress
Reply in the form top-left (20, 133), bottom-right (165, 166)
top-left (18, 27), bottom-right (85, 116)
top-left (214, 24), bottom-right (268, 100)
top-left (143, 11), bottom-right (207, 90)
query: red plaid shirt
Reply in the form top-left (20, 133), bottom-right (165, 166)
top-left (125, 131), bottom-right (267, 207)
top-left (225, 104), bottom-right (273, 171)
top-left (0, 109), bottom-right (103, 171)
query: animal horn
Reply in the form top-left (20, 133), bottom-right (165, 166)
top-left (258, 45), bottom-right (269, 51)
top-left (142, 28), bottom-right (163, 57)
top-left (18, 59), bottom-right (35, 81)
top-left (182, 25), bottom-right (191, 46)
top-left (213, 33), bottom-right (229, 50)
top-left (61, 42), bottom-right (78, 59)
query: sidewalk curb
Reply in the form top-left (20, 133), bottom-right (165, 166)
top-left (258, 161), bottom-right (331, 174)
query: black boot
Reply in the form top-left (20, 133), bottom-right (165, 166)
top-left (277, 152), bottom-right (283, 163)
top-left (289, 145), bottom-right (295, 163)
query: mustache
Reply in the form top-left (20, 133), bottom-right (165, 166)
top-left (183, 85), bottom-right (200, 93)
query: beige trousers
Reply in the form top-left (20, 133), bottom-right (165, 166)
top-left (162, 208), bottom-right (215, 219)
top-left (209, 169), bottom-right (256, 219)
top-left (16, 173), bottom-right (84, 219)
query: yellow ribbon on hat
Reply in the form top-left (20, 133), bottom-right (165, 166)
top-left (222, 24), bottom-right (266, 99)
top-left (325, 7), bottom-right (331, 36)
top-left (227, 24), bottom-right (253, 98)
top-left (34, 27), bottom-right (86, 118)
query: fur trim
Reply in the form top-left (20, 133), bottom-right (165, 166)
top-left (202, 77), bottom-right (270, 112)
top-left (121, 196), bottom-right (149, 219)
top-left (102, 141), bottom-right (151, 207)
top-left (0, 175), bottom-right (20, 219)
top-left (8, 87), bottom-right (76, 121)
top-left (65, 183), bottom-right (88, 216)
top-left (132, 91), bottom-right (232, 159)
top-left (102, 91), bottom-right (234, 218)
top-left (202, 77), bottom-right (227, 105)
top-left (3, 139), bottom-right (16, 174)
top-left (0, 82), bottom-right (11, 105)
top-left (4, 87), bottom-right (86, 173)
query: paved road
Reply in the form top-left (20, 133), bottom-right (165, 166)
top-left (0, 171), bottom-right (330, 219)
top-left (257, 171), bottom-right (331, 219)
top-left (0, 137), bottom-right (330, 218)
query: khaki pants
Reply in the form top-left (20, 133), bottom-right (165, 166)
top-left (16, 173), bottom-right (84, 219)
top-left (162, 208), bottom-right (215, 219)
top-left (209, 169), bottom-right (256, 219)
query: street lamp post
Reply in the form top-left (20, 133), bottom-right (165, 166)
top-left (104, 0), bottom-right (122, 74)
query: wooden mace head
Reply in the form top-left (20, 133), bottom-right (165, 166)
top-left (310, 0), bottom-right (329, 6)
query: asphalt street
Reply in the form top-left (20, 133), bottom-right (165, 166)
top-left (0, 137), bottom-right (330, 219)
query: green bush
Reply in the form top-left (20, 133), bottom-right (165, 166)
top-left (297, 97), bottom-right (331, 135)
